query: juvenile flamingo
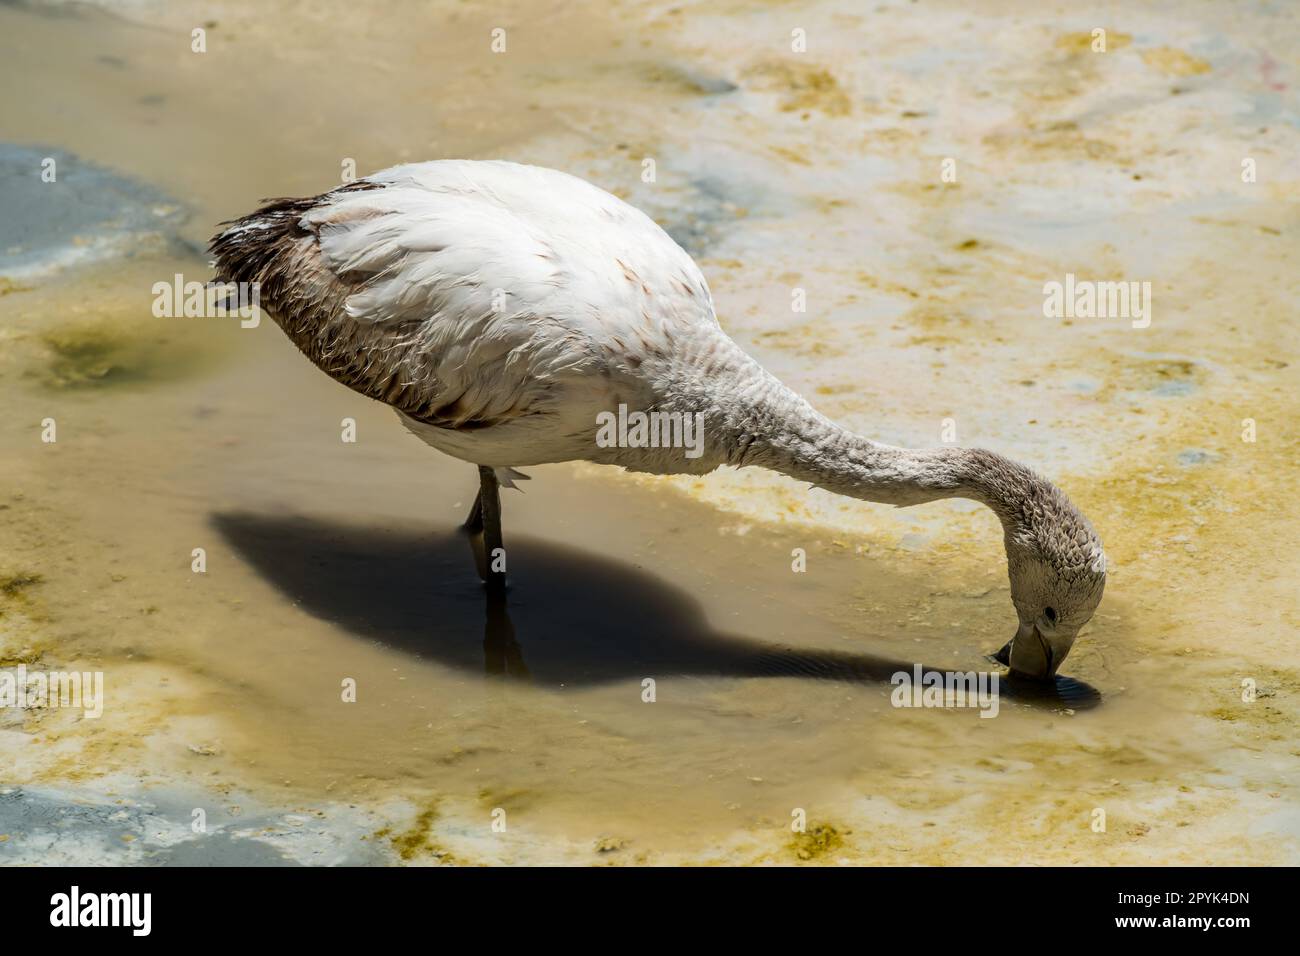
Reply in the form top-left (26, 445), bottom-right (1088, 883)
top-left (210, 160), bottom-right (1106, 680)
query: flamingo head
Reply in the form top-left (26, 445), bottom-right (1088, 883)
top-left (994, 504), bottom-right (1107, 681)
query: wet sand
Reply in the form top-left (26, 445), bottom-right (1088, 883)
top-left (0, 0), bottom-right (1296, 864)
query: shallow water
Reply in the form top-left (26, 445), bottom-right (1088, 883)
top-left (0, 0), bottom-right (1297, 864)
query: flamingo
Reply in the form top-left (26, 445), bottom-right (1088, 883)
top-left (210, 160), bottom-right (1106, 680)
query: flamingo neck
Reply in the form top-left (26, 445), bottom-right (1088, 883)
top-left (665, 330), bottom-right (1033, 519)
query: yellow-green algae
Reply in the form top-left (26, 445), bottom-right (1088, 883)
top-left (789, 823), bottom-right (848, 862)
top-left (373, 802), bottom-right (461, 864)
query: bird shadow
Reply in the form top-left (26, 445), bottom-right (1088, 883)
top-left (211, 512), bottom-right (1100, 711)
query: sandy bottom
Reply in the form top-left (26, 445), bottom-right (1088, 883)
top-left (0, 0), bottom-right (1296, 864)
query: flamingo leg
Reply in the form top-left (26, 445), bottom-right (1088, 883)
top-left (471, 465), bottom-right (505, 593)
top-left (463, 490), bottom-right (483, 533)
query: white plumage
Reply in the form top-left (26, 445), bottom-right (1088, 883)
top-left (211, 160), bottom-right (1106, 680)
top-left (308, 161), bottom-right (718, 470)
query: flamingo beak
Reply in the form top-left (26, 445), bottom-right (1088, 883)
top-left (995, 621), bottom-right (1059, 680)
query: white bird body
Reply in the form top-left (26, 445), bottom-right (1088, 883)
top-left (237, 161), bottom-right (731, 474)
top-left (211, 159), bottom-right (1107, 680)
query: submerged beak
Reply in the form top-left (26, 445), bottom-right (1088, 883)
top-left (999, 621), bottom-right (1060, 681)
